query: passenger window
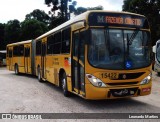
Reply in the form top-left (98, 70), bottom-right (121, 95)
top-left (61, 27), bottom-right (71, 54)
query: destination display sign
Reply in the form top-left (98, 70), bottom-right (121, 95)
top-left (88, 12), bottom-right (149, 29)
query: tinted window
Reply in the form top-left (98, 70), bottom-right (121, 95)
top-left (53, 32), bottom-right (61, 54)
top-left (88, 29), bottom-right (151, 70)
top-left (13, 45), bottom-right (24, 56)
top-left (9, 50), bottom-right (12, 57)
top-left (61, 27), bottom-right (71, 53)
top-left (36, 41), bottom-right (41, 55)
top-left (47, 35), bottom-right (54, 54)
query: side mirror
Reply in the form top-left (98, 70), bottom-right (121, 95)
top-left (152, 45), bottom-right (156, 53)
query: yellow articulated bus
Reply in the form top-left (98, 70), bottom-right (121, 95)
top-left (6, 40), bottom-right (35, 75)
top-left (7, 10), bottom-right (152, 99)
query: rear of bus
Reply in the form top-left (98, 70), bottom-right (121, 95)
top-left (6, 40), bottom-right (32, 74)
top-left (84, 11), bottom-right (152, 99)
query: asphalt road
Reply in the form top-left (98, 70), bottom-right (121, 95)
top-left (0, 67), bottom-right (160, 121)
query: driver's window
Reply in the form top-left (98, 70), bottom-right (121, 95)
top-left (89, 29), bottom-right (106, 62)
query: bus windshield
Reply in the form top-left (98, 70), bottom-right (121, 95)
top-left (88, 29), bottom-right (151, 70)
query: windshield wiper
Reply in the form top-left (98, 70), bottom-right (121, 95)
top-left (128, 28), bottom-right (139, 45)
top-left (126, 28), bottom-right (140, 56)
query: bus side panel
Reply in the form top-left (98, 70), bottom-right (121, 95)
top-left (60, 55), bottom-right (72, 91)
top-left (13, 56), bottom-right (25, 73)
top-left (46, 55), bottom-right (55, 84)
top-left (19, 56), bottom-right (25, 73)
top-left (45, 54), bottom-right (72, 91)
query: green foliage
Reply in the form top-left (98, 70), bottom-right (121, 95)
top-left (87, 5), bottom-right (103, 10)
top-left (25, 9), bottom-right (50, 25)
top-left (20, 19), bottom-right (48, 40)
top-left (74, 7), bottom-right (87, 15)
top-left (74, 6), bottom-right (103, 15)
top-left (0, 23), bottom-right (5, 50)
top-left (2, 9), bottom-right (49, 46)
top-left (4, 20), bottom-right (21, 44)
top-left (122, 0), bottom-right (160, 45)
top-left (45, 0), bottom-right (77, 25)
top-left (45, 0), bottom-right (69, 21)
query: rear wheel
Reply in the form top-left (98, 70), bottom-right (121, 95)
top-left (61, 73), bottom-right (70, 97)
top-left (14, 64), bottom-right (19, 75)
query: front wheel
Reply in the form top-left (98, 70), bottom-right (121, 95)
top-left (61, 73), bottom-right (70, 97)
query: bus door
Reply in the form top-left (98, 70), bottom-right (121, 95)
top-left (72, 30), bottom-right (85, 94)
top-left (8, 49), bottom-right (13, 70)
top-left (24, 46), bottom-right (30, 73)
top-left (41, 40), bottom-right (47, 79)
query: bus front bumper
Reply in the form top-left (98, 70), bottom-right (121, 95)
top-left (85, 82), bottom-right (152, 100)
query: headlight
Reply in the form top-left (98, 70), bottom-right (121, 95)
top-left (86, 74), bottom-right (107, 87)
top-left (140, 73), bottom-right (151, 85)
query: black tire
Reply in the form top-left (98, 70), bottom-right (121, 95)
top-left (37, 67), bottom-right (43, 82)
top-left (14, 64), bottom-right (19, 75)
top-left (61, 73), bottom-right (70, 97)
top-left (158, 72), bottom-right (160, 76)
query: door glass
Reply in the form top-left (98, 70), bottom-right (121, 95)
top-left (73, 33), bottom-right (79, 89)
top-left (72, 31), bottom-right (85, 92)
top-left (79, 31), bottom-right (85, 92)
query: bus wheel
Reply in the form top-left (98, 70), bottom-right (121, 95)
top-left (61, 73), bottom-right (70, 97)
top-left (37, 67), bottom-right (43, 82)
top-left (14, 64), bottom-right (19, 75)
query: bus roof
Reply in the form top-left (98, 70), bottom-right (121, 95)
top-left (7, 40), bottom-right (32, 47)
top-left (35, 10), bottom-right (145, 40)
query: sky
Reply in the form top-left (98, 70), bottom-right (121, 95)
top-left (0, 0), bottom-right (123, 23)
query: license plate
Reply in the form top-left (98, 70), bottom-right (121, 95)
top-left (110, 88), bottom-right (137, 97)
top-left (100, 73), bottom-right (119, 79)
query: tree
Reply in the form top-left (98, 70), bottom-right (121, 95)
top-left (87, 5), bottom-right (103, 10)
top-left (20, 19), bottom-right (48, 40)
top-left (74, 7), bottom-right (87, 15)
top-left (122, 0), bottom-right (160, 45)
top-left (74, 6), bottom-right (103, 15)
top-left (4, 20), bottom-right (21, 44)
top-left (25, 9), bottom-right (50, 25)
top-left (45, 0), bottom-right (67, 21)
top-left (0, 23), bottom-right (5, 50)
top-left (45, 0), bottom-right (77, 26)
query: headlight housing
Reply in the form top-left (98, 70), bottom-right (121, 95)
top-left (86, 74), bottom-right (107, 87)
top-left (140, 73), bottom-right (151, 85)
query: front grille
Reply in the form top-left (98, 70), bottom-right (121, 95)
top-left (115, 72), bottom-right (145, 80)
top-left (107, 82), bottom-right (138, 86)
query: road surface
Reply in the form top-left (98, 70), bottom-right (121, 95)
top-left (0, 67), bottom-right (160, 121)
